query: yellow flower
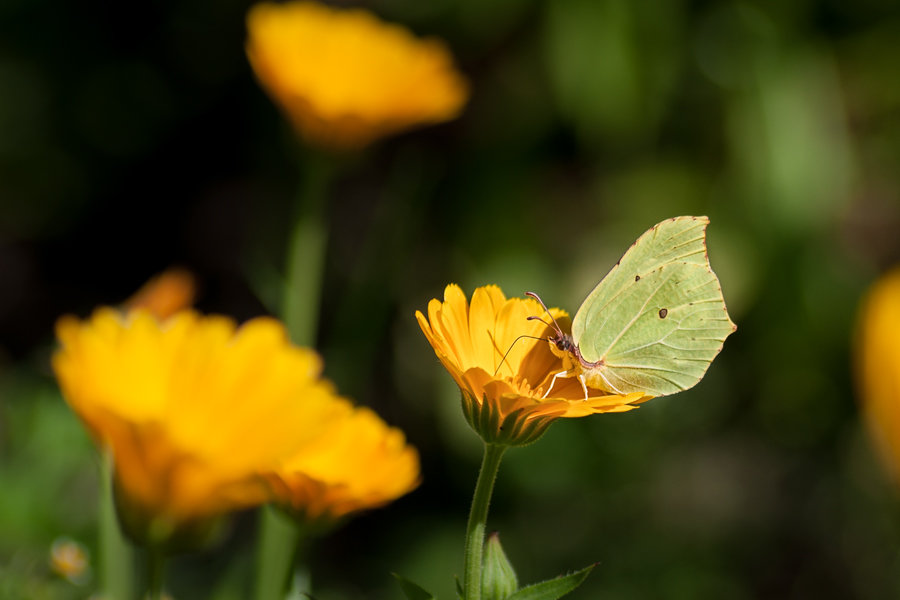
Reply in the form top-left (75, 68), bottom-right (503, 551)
top-left (857, 268), bottom-right (900, 487)
top-left (49, 537), bottom-right (90, 584)
top-left (245, 1), bottom-right (469, 150)
top-left (124, 268), bottom-right (196, 319)
top-left (266, 403), bottom-right (420, 523)
top-left (416, 285), bottom-right (645, 445)
top-left (52, 308), bottom-right (349, 545)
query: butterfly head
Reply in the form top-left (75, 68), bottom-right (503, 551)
top-left (550, 331), bottom-right (574, 353)
top-left (524, 291), bottom-right (579, 361)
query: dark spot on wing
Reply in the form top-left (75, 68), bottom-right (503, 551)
top-left (634, 275), bottom-right (640, 281)
top-left (659, 308), bottom-right (668, 319)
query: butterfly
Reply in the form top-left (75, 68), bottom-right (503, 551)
top-left (529, 216), bottom-right (736, 398)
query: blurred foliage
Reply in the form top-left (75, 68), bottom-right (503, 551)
top-left (3, 0), bottom-right (900, 598)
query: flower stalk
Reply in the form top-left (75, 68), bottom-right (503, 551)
top-left (255, 507), bottom-right (304, 600)
top-left (99, 451), bottom-right (134, 600)
top-left (281, 151), bottom-right (335, 346)
top-left (463, 443), bottom-right (507, 600)
top-left (146, 547), bottom-right (167, 600)
top-left (256, 152), bottom-right (335, 600)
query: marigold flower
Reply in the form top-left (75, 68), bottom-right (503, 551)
top-left (52, 308), bottom-right (349, 545)
top-left (124, 268), bottom-right (196, 319)
top-left (266, 403), bottom-right (420, 523)
top-left (857, 268), bottom-right (900, 487)
top-left (49, 537), bottom-right (90, 584)
top-left (245, 0), bottom-right (469, 150)
top-left (416, 285), bottom-right (645, 445)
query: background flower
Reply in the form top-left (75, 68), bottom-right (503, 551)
top-left (856, 268), bottom-right (900, 486)
top-left (245, 1), bottom-right (468, 149)
top-left (123, 268), bottom-right (196, 320)
top-left (53, 308), bottom-right (348, 542)
top-left (49, 537), bottom-right (90, 584)
top-left (266, 402), bottom-right (420, 523)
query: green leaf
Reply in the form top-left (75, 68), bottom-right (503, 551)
top-left (455, 575), bottom-right (464, 600)
top-left (505, 564), bottom-right (596, 600)
top-left (393, 572), bottom-right (437, 600)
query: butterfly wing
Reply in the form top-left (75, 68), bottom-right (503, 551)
top-left (571, 216), bottom-right (735, 396)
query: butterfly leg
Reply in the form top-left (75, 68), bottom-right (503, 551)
top-left (578, 374), bottom-right (589, 401)
top-left (542, 370), bottom-right (572, 399)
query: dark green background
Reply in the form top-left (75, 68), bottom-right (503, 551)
top-left (3, 0), bottom-right (900, 598)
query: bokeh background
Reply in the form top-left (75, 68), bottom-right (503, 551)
top-left (3, 0), bottom-right (900, 598)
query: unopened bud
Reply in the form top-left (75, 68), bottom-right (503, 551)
top-left (482, 532), bottom-right (518, 600)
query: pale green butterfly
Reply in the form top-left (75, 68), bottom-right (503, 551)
top-left (528, 216), bottom-right (736, 398)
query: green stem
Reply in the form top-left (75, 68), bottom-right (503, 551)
top-left (255, 507), bottom-right (303, 600)
top-left (284, 523), bottom-right (312, 600)
top-left (463, 443), bottom-right (507, 600)
top-left (146, 547), bottom-right (167, 600)
top-left (99, 451), bottom-right (134, 600)
top-left (281, 151), bottom-right (335, 345)
top-left (256, 150), bottom-right (336, 600)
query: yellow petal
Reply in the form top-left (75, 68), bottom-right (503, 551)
top-left (269, 404), bottom-right (420, 521)
top-left (245, 1), bottom-right (468, 149)
top-left (857, 268), bottom-right (900, 488)
top-left (52, 308), bottom-right (357, 536)
top-left (124, 268), bottom-right (196, 319)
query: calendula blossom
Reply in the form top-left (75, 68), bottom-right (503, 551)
top-left (416, 285), bottom-right (646, 445)
top-left (49, 538), bottom-right (90, 584)
top-left (52, 308), bottom-right (350, 545)
top-left (124, 268), bottom-right (196, 319)
top-left (266, 403), bottom-right (420, 523)
top-left (245, 0), bottom-right (469, 150)
top-left (857, 267), bottom-right (900, 487)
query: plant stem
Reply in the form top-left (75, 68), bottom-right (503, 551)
top-left (255, 506), bottom-right (303, 600)
top-left (281, 151), bottom-right (334, 345)
top-left (99, 451), bottom-right (134, 600)
top-left (146, 547), bottom-right (167, 600)
top-left (463, 443), bottom-right (507, 600)
top-left (255, 149), bottom-right (336, 600)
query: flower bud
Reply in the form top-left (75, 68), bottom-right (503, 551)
top-left (481, 532), bottom-right (518, 600)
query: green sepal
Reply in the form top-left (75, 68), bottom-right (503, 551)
top-left (482, 532), bottom-right (518, 600)
top-left (505, 563), bottom-right (596, 600)
top-left (393, 572), bottom-right (437, 600)
top-left (460, 392), bottom-right (558, 446)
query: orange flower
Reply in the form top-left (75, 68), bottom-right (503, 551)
top-left (266, 403), bottom-right (420, 523)
top-left (246, 1), bottom-right (469, 150)
top-left (53, 309), bottom-right (348, 544)
top-left (416, 285), bottom-right (645, 445)
top-left (857, 268), bottom-right (900, 488)
top-left (124, 268), bottom-right (196, 320)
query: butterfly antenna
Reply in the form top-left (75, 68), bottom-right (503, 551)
top-left (490, 331), bottom-right (548, 376)
top-left (525, 291), bottom-right (565, 338)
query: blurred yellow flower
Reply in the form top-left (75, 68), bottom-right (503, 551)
top-left (245, 0), bottom-right (469, 150)
top-left (266, 403), bottom-right (420, 522)
top-left (49, 537), bottom-right (90, 584)
top-left (416, 285), bottom-right (645, 445)
top-left (52, 308), bottom-right (348, 544)
top-left (857, 268), bottom-right (900, 487)
top-left (124, 268), bottom-right (196, 319)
